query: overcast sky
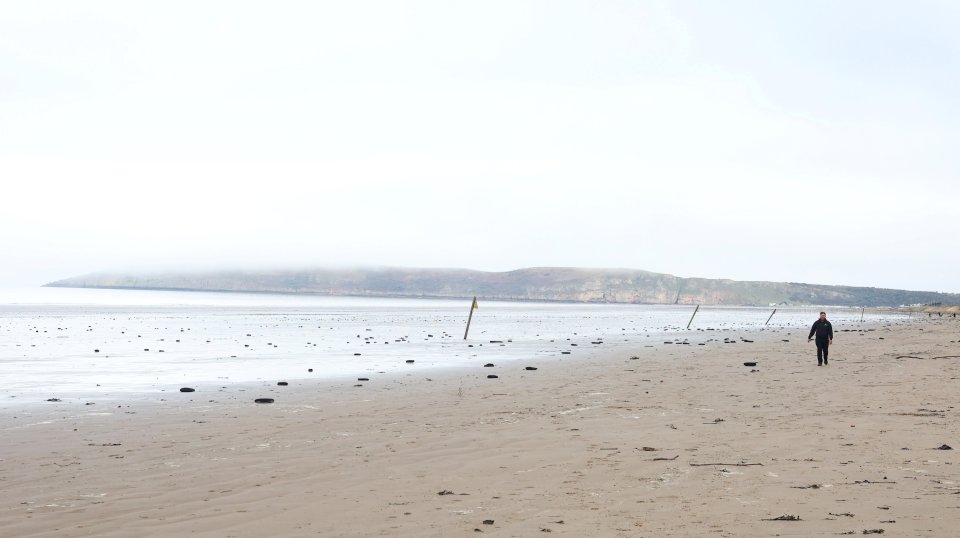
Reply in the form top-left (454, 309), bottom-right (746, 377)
top-left (2, 1), bottom-right (958, 292)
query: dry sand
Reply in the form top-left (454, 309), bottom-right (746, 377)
top-left (2, 316), bottom-right (959, 537)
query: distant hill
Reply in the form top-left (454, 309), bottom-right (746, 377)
top-left (43, 267), bottom-right (960, 307)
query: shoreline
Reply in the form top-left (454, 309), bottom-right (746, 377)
top-left (4, 316), bottom-right (958, 536)
top-left (0, 320), bottom-right (726, 408)
top-left (2, 314), bottom-right (890, 407)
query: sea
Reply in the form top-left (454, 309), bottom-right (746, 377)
top-left (0, 286), bottom-right (910, 401)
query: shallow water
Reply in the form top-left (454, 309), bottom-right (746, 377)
top-left (0, 287), bottom-right (907, 400)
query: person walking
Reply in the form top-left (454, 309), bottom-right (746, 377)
top-left (808, 311), bottom-right (834, 366)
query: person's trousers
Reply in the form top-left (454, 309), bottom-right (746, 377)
top-left (816, 339), bottom-right (829, 364)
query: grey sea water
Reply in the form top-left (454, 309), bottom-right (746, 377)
top-left (0, 287), bottom-right (907, 400)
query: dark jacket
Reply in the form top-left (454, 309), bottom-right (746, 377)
top-left (808, 319), bottom-right (834, 342)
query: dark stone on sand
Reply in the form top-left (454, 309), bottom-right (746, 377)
top-left (405, 359), bottom-right (415, 364)
top-left (277, 381), bottom-right (288, 386)
top-left (484, 363), bottom-right (495, 367)
top-left (358, 377), bottom-right (369, 381)
top-left (180, 387), bottom-right (196, 392)
top-left (525, 367), bottom-right (538, 371)
top-left (46, 398), bottom-right (61, 402)
top-left (487, 374), bottom-right (499, 379)
top-left (254, 398), bottom-right (274, 404)
top-left (354, 353), bottom-right (362, 356)
top-left (483, 519), bottom-right (495, 525)
top-left (937, 444), bottom-right (953, 450)
top-left (561, 351), bottom-right (571, 355)
top-left (743, 362), bottom-right (757, 367)
top-left (490, 340), bottom-right (503, 343)
top-left (308, 368), bottom-right (313, 372)
top-left (94, 349), bottom-right (99, 353)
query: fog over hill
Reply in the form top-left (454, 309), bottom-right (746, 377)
top-left (44, 267), bottom-right (960, 307)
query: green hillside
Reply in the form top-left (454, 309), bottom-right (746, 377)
top-left (43, 267), bottom-right (960, 307)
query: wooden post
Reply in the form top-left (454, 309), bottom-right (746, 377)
top-left (686, 304), bottom-right (700, 329)
top-left (463, 296), bottom-right (478, 340)
top-left (765, 308), bottom-right (777, 325)
top-left (861, 307), bottom-right (865, 322)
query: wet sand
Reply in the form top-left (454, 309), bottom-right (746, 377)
top-left (2, 317), bottom-right (959, 537)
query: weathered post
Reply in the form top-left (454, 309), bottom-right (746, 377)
top-left (765, 308), bottom-right (777, 325)
top-left (463, 296), bottom-right (478, 339)
top-left (686, 304), bottom-right (700, 330)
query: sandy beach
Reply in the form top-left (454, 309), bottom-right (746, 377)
top-left (2, 316), bottom-right (959, 537)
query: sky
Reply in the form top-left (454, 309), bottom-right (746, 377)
top-left (1, 0), bottom-right (958, 292)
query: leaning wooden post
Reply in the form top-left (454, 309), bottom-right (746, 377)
top-left (463, 296), bottom-right (478, 339)
top-left (860, 307), bottom-right (865, 322)
top-left (765, 308), bottom-right (777, 325)
top-left (686, 304), bottom-right (700, 329)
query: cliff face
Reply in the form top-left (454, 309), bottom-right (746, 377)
top-left (44, 266), bottom-right (960, 307)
